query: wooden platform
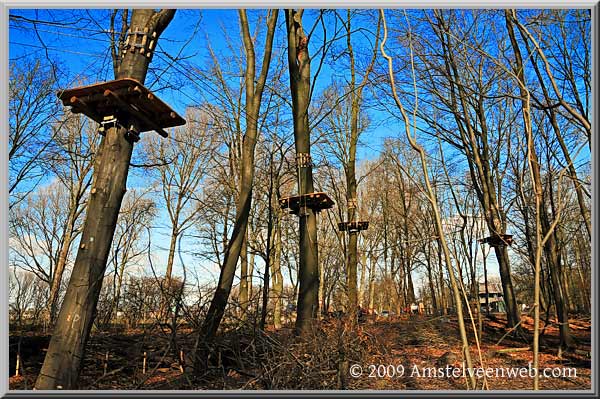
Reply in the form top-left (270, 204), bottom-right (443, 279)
top-left (57, 78), bottom-right (186, 138)
top-left (479, 234), bottom-right (514, 247)
top-left (338, 221), bottom-right (369, 232)
top-left (279, 192), bottom-right (334, 215)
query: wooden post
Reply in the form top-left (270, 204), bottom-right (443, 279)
top-left (15, 336), bottom-right (22, 377)
top-left (179, 350), bottom-right (184, 374)
top-left (103, 352), bottom-right (109, 376)
top-left (15, 353), bottom-right (21, 377)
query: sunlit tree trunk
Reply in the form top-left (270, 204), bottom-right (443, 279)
top-left (35, 9), bottom-right (176, 389)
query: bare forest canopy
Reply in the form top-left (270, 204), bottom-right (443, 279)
top-left (8, 8), bottom-right (592, 392)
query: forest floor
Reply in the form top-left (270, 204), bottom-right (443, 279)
top-left (9, 313), bottom-right (591, 391)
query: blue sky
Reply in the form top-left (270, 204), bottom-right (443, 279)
top-left (5, 8), bottom-right (524, 290)
top-left (10, 8), bottom-right (590, 295)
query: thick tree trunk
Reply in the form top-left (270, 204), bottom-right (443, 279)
top-left (286, 9), bottom-right (320, 336)
top-left (34, 10), bottom-right (175, 389)
top-left (406, 260), bottom-right (415, 305)
top-left (494, 246), bottom-right (520, 326)
top-left (367, 256), bottom-right (376, 312)
top-left (346, 230), bottom-right (358, 311)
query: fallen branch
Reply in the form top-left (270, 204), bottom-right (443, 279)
top-left (496, 317), bottom-right (526, 346)
top-left (89, 366), bottom-right (126, 388)
top-left (494, 347), bottom-right (530, 354)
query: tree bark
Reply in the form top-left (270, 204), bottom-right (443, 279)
top-left (285, 9), bottom-right (321, 336)
top-left (34, 9), bottom-right (175, 390)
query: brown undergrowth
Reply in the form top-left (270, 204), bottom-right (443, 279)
top-left (9, 314), bottom-right (591, 391)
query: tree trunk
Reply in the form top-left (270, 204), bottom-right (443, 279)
top-left (505, 9), bottom-right (574, 350)
top-left (359, 251), bottom-right (367, 307)
top-left (34, 10), bottom-right (176, 390)
top-left (271, 210), bottom-right (283, 329)
top-left (165, 224), bottom-right (179, 285)
top-left (248, 242), bottom-right (255, 304)
top-left (367, 255), bottom-right (376, 312)
top-left (436, 238), bottom-right (447, 315)
top-left (48, 207), bottom-right (76, 325)
top-left (494, 245), bottom-right (520, 326)
top-left (285, 9), bottom-right (321, 336)
top-left (196, 10), bottom-right (278, 367)
top-left (161, 224), bottom-right (179, 319)
top-left (425, 246), bottom-right (438, 311)
top-left (239, 232), bottom-right (249, 316)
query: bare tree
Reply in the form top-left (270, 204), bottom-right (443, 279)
top-left (9, 59), bottom-right (63, 207)
top-left (197, 9), bottom-right (278, 365)
top-left (285, 8), bottom-right (326, 336)
top-left (45, 115), bottom-right (99, 324)
top-left (321, 10), bottom-right (380, 312)
top-left (10, 180), bottom-right (82, 325)
top-left (146, 107), bottom-right (215, 315)
top-left (35, 9), bottom-right (176, 389)
top-left (380, 9), bottom-right (476, 388)
top-left (101, 189), bottom-right (156, 326)
top-left (9, 269), bottom-right (48, 329)
top-left (505, 9), bottom-right (575, 366)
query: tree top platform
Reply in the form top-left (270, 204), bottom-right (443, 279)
top-left (57, 78), bottom-right (186, 138)
top-left (279, 192), bottom-right (334, 215)
top-left (338, 221), bottom-right (369, 232)
top-left (479, 234), bottom-right (514, 247)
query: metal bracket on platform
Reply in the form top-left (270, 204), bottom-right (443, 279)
top-left (97, 115), bottom-right (140, 143)
top-left (125, 123), bottom-right (141, 143)
top-left (98, 115), bottom-right (119, 136)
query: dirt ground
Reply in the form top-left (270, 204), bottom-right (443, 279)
top-left (9, 314), bottom-right (591, 391)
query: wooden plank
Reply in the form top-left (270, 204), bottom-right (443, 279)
top-left (280, 192), bottom-right (334, 212)
top-left (339, 221), bottom-right (369, 232)
top-left (57, 78), bottom-right (185, 130)
top-left (68, 96), bottom-right (102, 123)
top-left (103, 89), bottom-right (168, 137)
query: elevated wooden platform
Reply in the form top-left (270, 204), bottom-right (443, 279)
top-left (479, 234), bottom-right (514, 247)
top-left (338, 221), bottom-right (369, 232)
top-left (279, 192), bottom-right (334, 215)
top-left (57, 78), bottom-right (185, 138)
